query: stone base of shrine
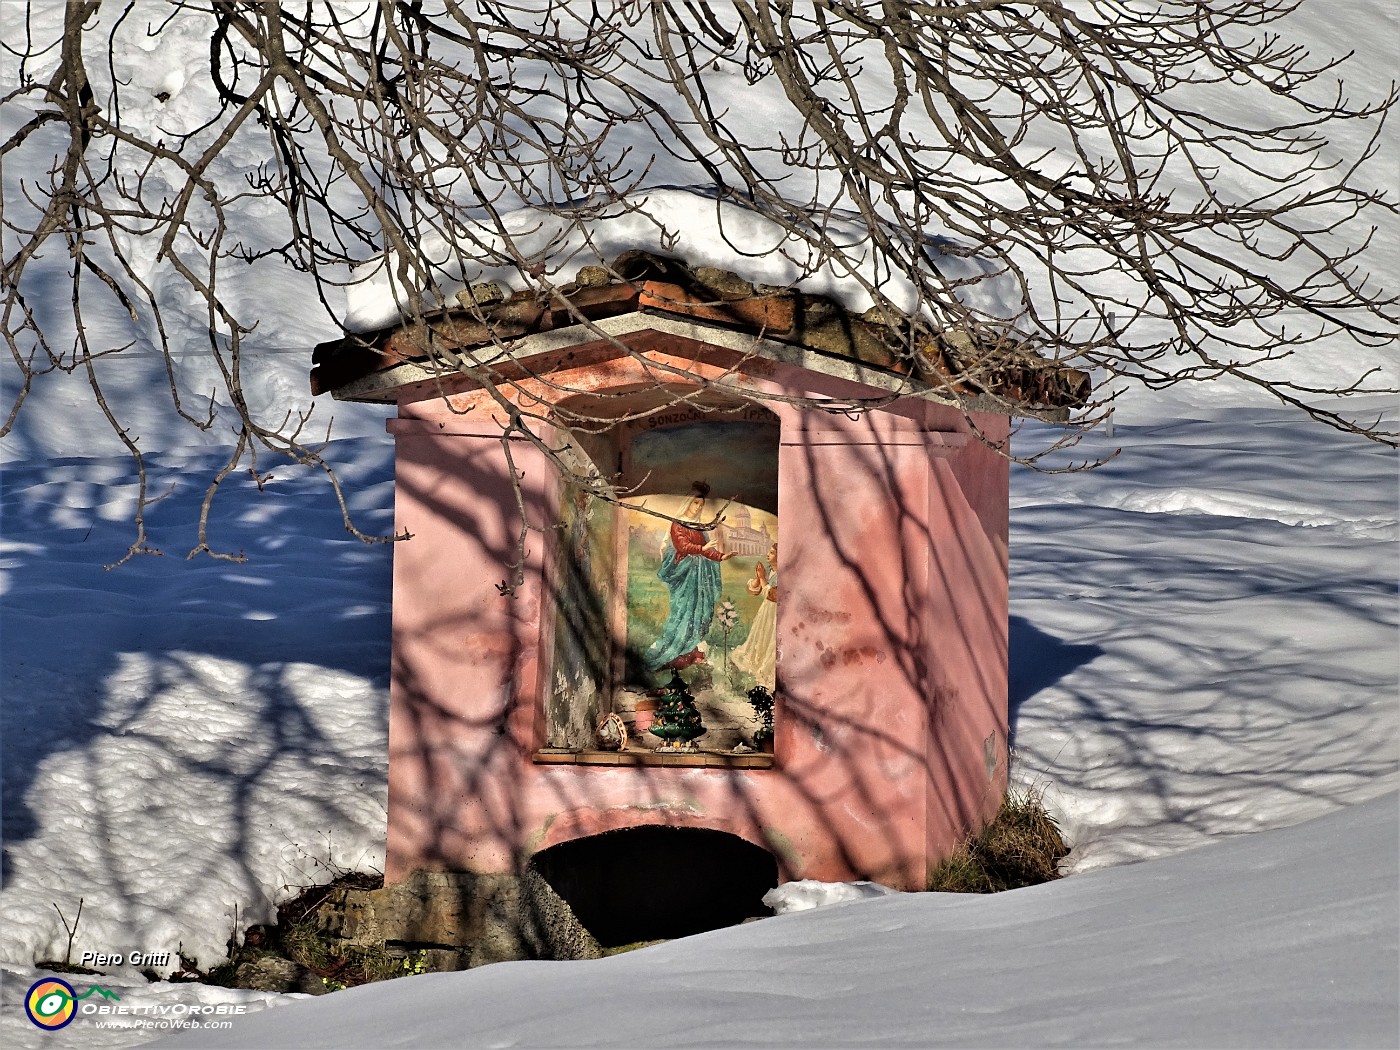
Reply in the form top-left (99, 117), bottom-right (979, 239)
top-left (303, 870), bottom-right (602, 969)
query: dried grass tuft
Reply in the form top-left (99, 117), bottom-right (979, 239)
top-left (927, 785), bottom-right (1069, 893)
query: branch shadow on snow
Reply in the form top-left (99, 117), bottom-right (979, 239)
top-left (1007, 417), bottom-right (1399, 867)
top-left (0, 439), bottom-right (395, 965)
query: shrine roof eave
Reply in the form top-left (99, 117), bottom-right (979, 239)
top-left (324, 311), bottom-right (1074, 422)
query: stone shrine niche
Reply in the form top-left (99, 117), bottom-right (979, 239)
top-left (543, 405), bottom-right (780, 754)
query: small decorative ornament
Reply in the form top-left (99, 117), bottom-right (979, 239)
top-left (595, 712), bottom-right (628, 751)
top-left (649, 671), bottom-right (707, 750)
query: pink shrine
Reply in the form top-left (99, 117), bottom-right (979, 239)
top-left (311, 254), bottom-right (1086, 934)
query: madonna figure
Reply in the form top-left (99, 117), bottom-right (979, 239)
top-left (643, 483), bottom-right (736, 672)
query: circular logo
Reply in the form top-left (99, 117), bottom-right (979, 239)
top-left (25, 978), bottom-right (77, 1030)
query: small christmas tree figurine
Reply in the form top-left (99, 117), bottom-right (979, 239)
top-left (649, 671), bottom-right (707, 751)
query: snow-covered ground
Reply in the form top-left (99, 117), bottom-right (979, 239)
top-left (1010, 404), bottom-right (1399, 873)
top-left (152, 792), bottom-right (1398, 1049)
top-left (2, 399), bottom-right (1394, 1049)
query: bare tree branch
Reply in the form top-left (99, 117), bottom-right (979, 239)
top-left (1, 0), bottom-right (1393, 563)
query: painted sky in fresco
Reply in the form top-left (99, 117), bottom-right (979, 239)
top-left (629, 421), bottom-right (780, 513)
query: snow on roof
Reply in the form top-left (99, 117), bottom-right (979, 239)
top-left (320, 189), bottom-right (1088, 416)
top-left (343, 187), bottom-right (1020, 334)
top-left (316, 247), bottom-right (1091, 416)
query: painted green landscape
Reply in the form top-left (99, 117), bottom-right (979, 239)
top-left (623, 504), bottom-right (777, 707)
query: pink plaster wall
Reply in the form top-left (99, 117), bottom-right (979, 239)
top-left (384, 342), bottom-right (1009, 891)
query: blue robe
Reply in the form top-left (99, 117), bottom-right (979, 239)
top-left (643, 523), bottom-right (723, 671)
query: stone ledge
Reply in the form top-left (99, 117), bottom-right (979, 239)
top-left (307, 869), bottom-right (602, 968)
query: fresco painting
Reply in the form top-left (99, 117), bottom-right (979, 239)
top-left (543, 417), bottom-right (781, 752)
top-left (620, 491), bottom-right (779, 751)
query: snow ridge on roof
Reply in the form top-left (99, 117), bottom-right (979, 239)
top-left (343, 187), bottom-right (1021, 334)
top-left (316, 248), bottom-right (1090, 416)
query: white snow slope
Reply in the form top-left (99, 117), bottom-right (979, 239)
top-left (156, 791), bottom-right (1400, 1050)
